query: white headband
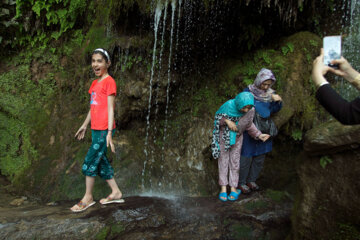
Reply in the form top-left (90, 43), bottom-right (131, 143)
top-left (94, 48), bottom-right (110, 61)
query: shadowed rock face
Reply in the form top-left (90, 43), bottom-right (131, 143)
top-left (1, 188), bottom-right (292, 240)
top-left (304, 121), bottom-right (360, 156)
top-left (292, 122), bottom-right (360, 239)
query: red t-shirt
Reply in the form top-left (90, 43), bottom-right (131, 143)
top-left (88, 76), bottom-right (116, 130)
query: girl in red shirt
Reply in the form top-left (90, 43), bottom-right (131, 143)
top-left (71, 48), bottom-right (124, 212)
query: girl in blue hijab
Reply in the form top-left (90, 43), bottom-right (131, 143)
top-left (211, 92), bottom-right (270, 201)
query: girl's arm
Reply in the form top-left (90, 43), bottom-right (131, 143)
top-left (246, 122), bottom-right (262, 139)
top-left (246, 123), bottom-right (270, 142)
top-left (107, 95), bottom-right (116, 153)
top-left (75, 110), bottom-right (91, 140)
top-left (224, 118), bottom-right (237, 131)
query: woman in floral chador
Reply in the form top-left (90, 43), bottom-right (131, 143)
top-left (239, 68), bottom-right (283, 193)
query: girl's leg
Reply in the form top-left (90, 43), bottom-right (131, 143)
top-left (218, 131), bottom-right (230, 187)
top-left (247, 154), bottom-right (266, 183)
top-left (70, 176), bottom-right (95, 211)
top-left (99, 178), bottom-right (123, 203)
top-left (228, 136), bottom-right (242, 189)
top-left (84, 176), bottom-right (95, 200)
top-left (97, 130), bottom-right (123, 202)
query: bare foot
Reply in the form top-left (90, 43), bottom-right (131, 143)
top-left (100, 191), bottom-right (123, 204)
top-left (70, 196), bottom-right (94, 212)
top-left (70, 200), bottom-right (96, 212)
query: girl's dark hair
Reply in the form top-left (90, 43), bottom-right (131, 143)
top-left (92, 48), bottom-right (111, 63)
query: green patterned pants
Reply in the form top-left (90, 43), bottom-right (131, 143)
top-left (81, 130), bottom-right (115, 180)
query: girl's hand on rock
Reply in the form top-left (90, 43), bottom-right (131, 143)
top-left (258, 134), bottom-right (270, 142)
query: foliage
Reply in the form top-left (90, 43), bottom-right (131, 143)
top-left (121, 55), bottom-right (144, 72)
top-left (320, 155), bottom-right (332, 169)
top-left (0, 56), bottom-right (56, 182)
top-left (281, 43), bottom-right (295, 56)
top-left (291, 129), bottom-right (302, 141)
top-left (14, 0), bottom-right (87, 49)
top-left (331, 223), bottom-right (360, 240)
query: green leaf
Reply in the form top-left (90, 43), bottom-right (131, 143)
top-left (320, 156), bottom-right (332, 169)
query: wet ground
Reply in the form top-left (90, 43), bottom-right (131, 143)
top-left (0, 178), bottom-right (292, 240)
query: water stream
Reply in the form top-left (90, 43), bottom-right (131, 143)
top-left (337, 0), bottom-right (360, 101)
top-left (162, 0), bottom-right (177, 163)
top-left (143, 1), bottom-right (164, 189)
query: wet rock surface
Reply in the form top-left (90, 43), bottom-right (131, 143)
top-left (304, 120), bottom-right (360, 156)
top-left (0, 188), bottom-right (292, 240)
top-left (293, 122), bottom-right (360, 239)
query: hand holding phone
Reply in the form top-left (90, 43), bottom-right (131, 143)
top-left (323, 36), bottom-right (341, 68)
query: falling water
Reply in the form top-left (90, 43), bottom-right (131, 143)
top-left (150, 0), bottom-right (169, 189)
top-left (153, 0), bottom-right (169, 141)
top-left (346, 0), bottom-right (360, 70)
top-left (337, 0), bottom-right (360, 100)
top-left (154, 0), bottom-right (169, 116)
top-left (163, 0), bottom-right (177, 149)
top-left (175, 0), bottom-right (183, 57)
top-left (142, 1), bottom-right (164, 189)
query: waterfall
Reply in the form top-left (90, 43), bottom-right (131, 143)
top-left (338, 0), bottom-right (360, 101)
top-left (142, 1), bottom-right (164, 189)
top-left (141, 0), bottom-right (182, 192)
top-left (163, 0), bottom-right (177, 150)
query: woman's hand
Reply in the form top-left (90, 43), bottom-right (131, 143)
top-left (271, 94), bottom-right (282, 102)
top-left (328, 57), bottom-right (359, 83)
top-left (258, 134), bottom-right (270, 142)
top-left (312, 49), bottom-right (332, 87)
top-left (225, 119), bottom-right (238, 131)
top-left (106, 132), bottom-right (115, 153)
top-left (75, 126), bottom-right (87, 140)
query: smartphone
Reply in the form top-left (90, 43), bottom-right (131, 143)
top-left (323, 35), bottom-right (341, 68)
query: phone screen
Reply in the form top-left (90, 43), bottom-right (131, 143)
top-left (323, 36), bottom-right (341, 68)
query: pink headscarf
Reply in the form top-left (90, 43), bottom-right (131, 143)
top-left (248, 68), bottom-right (276, 102)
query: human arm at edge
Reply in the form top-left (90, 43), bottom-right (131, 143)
top-left (107, 94), bottom-right (116, 153)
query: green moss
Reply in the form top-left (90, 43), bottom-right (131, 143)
top-left (265, 189), bottom-right (286, 203)
top-left (0, 61), bottom-right (55, 183)
top-left (95, 226), bottom-right (110, 240)
top-left (230, 223), bottom-right (253, 239)
top-left (244, 200), bottom-right (269, 211)
top-left (83, 26), bottom-right (112, 54)
top-left (109, 223), bottom-right (125, 238)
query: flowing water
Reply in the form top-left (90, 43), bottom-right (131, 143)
top-left (143, 1), bottom-right (164, 189)
top-left (162, 0), bottom-right (177, 161)
top-left (336, 0), bottom-right (360, 100)
top-left (142, 0), bottom-right (181, 191)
